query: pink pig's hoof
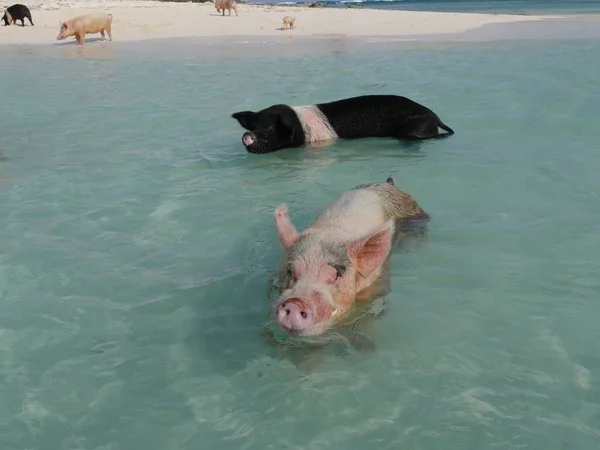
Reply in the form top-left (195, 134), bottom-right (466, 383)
top-left (275, 204), bottom-right (288, 219)
top-left (277, 298), bottom-right (312, 333)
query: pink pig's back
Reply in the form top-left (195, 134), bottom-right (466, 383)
top-left (215, 0), bottom-right (237, 8)
top-left (310, 188), bottom-right (389, 241)
top-left (67, 12), bottom-right (112, 31)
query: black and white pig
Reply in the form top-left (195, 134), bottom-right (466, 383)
top-left (231, 94), bottom-right (454, 154)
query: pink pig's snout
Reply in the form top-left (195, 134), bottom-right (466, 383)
top-left (242, 132), bottom-right (256, 147)
top-left (277, 298), bottom-right (312, 332)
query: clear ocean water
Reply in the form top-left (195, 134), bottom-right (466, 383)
top-left (1, 31), bottom-right (600, 450)
top-left (259, 0), bottom-right (600, 14)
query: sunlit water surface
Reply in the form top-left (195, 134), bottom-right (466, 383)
top-left (1, 37), bottom-right (599, 449)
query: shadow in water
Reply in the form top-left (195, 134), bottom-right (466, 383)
top-left (56, 40), bottom-right (116, 59)
top-left (186, 136), bottom-right (430, 174)
top-left (393, 216), bottom-right (431, 254)
top-left (269, 137), bottom-right (432, 162)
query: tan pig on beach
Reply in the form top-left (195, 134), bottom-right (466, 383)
top-left (215, 0), bottom-right (238, 16)
top-left (56, 12), bottom-right (113, 45)
top-left (282, 16), bottom-right (295, 30)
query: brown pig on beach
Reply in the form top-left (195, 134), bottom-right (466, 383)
top-left (215, 0), bottom-right (238, 16)
top-left (56, 12), bottom-right (113, 45)
top-left (272, 176), bottom-right (429, 337)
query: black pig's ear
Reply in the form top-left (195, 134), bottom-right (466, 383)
top-left (231, 111), bottom-right (258, 130)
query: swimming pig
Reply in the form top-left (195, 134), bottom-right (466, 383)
top-left (56, 12), bottom-right (113, 45)
top-left (2, 4), bottom-right (34, 26)
top-left (272, 176), bottom-right (429, 337)
top-left (215, 0), bottom-right (238, 16)
top-left (231, 94), bottom-right (455, 154)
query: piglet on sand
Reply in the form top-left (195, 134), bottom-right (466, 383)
top-left (2, 4), bottom-right (34, 26)
top-left (214, 0), bottom-right (238, 16)
top-left (271, 176), bottom-right (429, 337)
top-left (56, 12), bottom-right (113, 45)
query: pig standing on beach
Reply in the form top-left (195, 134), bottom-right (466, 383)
top-left (2, 4), bottom-right (34, 26)
top-left (272, 176), bottom-right (429, 337)
top-left (231, 94), bottom-right (455, 154)
top-left (56, 12), bottom-right (113, 45)
top-left (215, 0), bottom-right (238, 16)
top-left (282, 16), bottom-right (295, 30)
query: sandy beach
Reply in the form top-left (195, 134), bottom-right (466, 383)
top-left (0, 1), bottom-right (562, 46)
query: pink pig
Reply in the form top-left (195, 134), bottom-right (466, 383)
top-left (272, 176), bottom-right (429, 337)
top-left (56, 12), bottom-right (113, 45)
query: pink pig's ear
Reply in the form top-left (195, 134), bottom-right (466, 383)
top-left (346, 225), bottom-right (393, 277)
top-left (274, 204), bottom-right (299, 249)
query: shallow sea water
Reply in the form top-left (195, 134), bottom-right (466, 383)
top-left (1, 36), bottom-right (600, 449)
top-left (330, 0), bottom-right (600, 14)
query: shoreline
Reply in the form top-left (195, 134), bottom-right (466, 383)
top-left (3, 21), bottom-right (600, 63)
top-left (0, 2), bottom-right (578, 47)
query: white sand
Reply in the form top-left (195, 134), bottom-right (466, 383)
top-left (0, 1), bottom-right (559, 46)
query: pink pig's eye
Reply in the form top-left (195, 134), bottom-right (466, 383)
top-left (286, 267), bottom-right (297, 283)
top-left (325, 264), bottom-right (346, 284)
top-left (332, 264), bottom-right (346, 279)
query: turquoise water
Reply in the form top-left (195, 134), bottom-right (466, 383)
top-left (264, 0), bottom-right (600, 15)
top-left (1, 36), bottom-right (600, 449)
